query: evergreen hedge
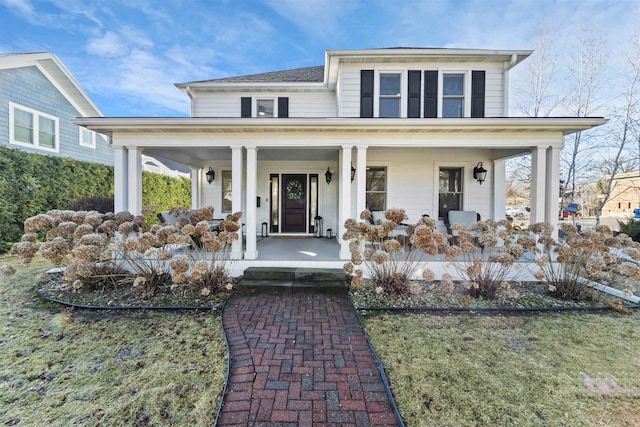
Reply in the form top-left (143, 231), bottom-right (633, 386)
top-left (0, 146), bottom-right (191, 252)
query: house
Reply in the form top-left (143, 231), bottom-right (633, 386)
top-left (598, 171), bottom-right (640, 217)
top-left (75, 47), bottom-right (607, 265)
top-left (0, 52), bottom-right (112, 165)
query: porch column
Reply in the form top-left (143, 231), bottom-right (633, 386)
top-left (339, 145), bottom-right (353, 260)
top-left (492, 159), bottom-right (506, 221)
top-left (530, 146), bottom-right (547, 224)
top-left (356, 145), bottom-right (368, 216)
top-left (127, 147), bottom-right (142, 215)
top-left (113, 146), bottom-right (128, 213)
top-left (545, 145), bottom-right (562, 238)
top-left (190, 166), bottom-right (201, 209)
top-left (231, 147), bottom-right (244, 259)
top-left (244, 146), bottom-right (258, 259)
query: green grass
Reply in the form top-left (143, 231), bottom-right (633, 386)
top-left (363, 311), bottom-right (640, 426)
top-left (0, 256), bottom-right (227, 426)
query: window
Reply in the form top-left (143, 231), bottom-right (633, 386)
top-left (439, 168), bottom-right (463, 219)
top-left (366, 167), bottom-right (387, 211)
top-left (379, 74), bottom-right (401, 118)
top-left (442, 74), bottom-right (464, 118)
top-left (256, 99), bottom-right (274, 117)
top-left (9, 103), bottom-right (59, 152)
top-left (79, 127), bottom-right (96, 148)
top-left (222, 170), bottom-right (232, 212)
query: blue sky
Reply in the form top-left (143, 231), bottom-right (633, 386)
top-left (1, 0), bottom-right (638, 117)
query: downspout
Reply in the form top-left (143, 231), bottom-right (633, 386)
top-left (503, 54), bottom-right (518, 116)
top-left (186, 85), bottom-right (195, 117)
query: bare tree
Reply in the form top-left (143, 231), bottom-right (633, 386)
top-left (594, 34), bottom-right (640, 224)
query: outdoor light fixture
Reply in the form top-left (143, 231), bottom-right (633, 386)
top-left (473, 162), bottom-right (487, 185)
top-left (205, 167), bottom-right (215, 184)
top-left (350, 164), bottom-right (356, 182)
top-left (325, 167), bottom-right (332, 184)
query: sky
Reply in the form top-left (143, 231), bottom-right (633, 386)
top-left (1, 0), bottom-right (638, 117)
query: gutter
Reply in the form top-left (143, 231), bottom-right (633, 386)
top-left (503, 54), bottom-right (518, 114)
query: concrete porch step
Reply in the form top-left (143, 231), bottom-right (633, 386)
top-left (239, 267), bottom-right (348, 289)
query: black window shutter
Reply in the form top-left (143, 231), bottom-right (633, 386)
top-left (423, 70), bottom-right (438, 118)
top-left (471, 71), bottom-right (485, 118)
top-left (278, 97), bottom-right (289, 118)
top-left (241, 97), bottom-right (252, 118)
top-left (360, 70), bottom-right (374, 118)
top-left (407, 70), bottom-right (421, 118)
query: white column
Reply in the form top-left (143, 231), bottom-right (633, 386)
top-left (339, 145), bottom-right (353, 260)
top-left (356, 145), bottom-right (368, 216)
top-left (492, 159), bottom-right (506, 221)
top-left (545, 146), bottom-right (562, 238)
top-left (190, 167), bottom-right (201, 209)
top-left (127, 147), bottom-right (142, 215)
top-left (530, 147), bottom-right (547, 224)
top-left (230, 147), bottom-right (244, 259)
top-left (113, 146), bottom-right (128, 213)
top-left (244, 146), bottom-right (258, 259)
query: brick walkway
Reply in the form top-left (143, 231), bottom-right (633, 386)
top-left (218, 288), bottom-right (400, 426)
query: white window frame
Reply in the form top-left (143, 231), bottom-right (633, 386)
top-left (9, 102), bottom-right (59, 153)
top-left (255, 98), bottom-right (276, 118)
top-left (438, 70), bottom-right (471, 118)
top-left (373, 69), bottom-right (406, 118)
top-left (79, 127), bottom-right (96, 149)
top-left (365, 166), bottom-right (387, 211)
top-left (433, 162), bottom-right (469, 220)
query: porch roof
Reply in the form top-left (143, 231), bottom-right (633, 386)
top-left (75, 116), bottom-right (607, 137)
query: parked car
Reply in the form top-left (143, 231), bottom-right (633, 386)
top-left (561, 209), bottom-right (581, 219)
top-left (506, 206), bottom-right (530, 218)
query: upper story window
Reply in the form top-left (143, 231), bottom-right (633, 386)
top-left (257, 99), bottom-right (274, 117)
top-left (241, 97), bottom-right (289, 118)
top-left (379, 74), bottom-right (401, 118)
top-left (9, 102), bottom-right (59, 152)
top-left (79, 127), bottom-right (96, 149)
top-left (442, 74), bottom-right (465, 118)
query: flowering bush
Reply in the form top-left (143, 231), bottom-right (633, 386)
top-left (343, 209), bottom-right (446, 298)
top-left (9, 206), bottom-right (241, 297)
top-left (448, 219), bottom-right (523, 299)
top-left (527, 222), bottom-right (640, 300)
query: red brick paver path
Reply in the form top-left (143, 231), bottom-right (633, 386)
top-left (218, 288), bottom-right (400, 426)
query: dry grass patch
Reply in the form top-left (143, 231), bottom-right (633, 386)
top-left (363, 311), bottom-right (640, 426)
top-left (0, 256), bottom-right (227, 426)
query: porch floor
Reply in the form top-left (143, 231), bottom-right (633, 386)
top-left (255, 236), bottom-right (340, 261)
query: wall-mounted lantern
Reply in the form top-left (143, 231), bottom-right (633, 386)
top-left (473, 162), bottom-right (487, 185)
top-left (205, 167), bottom-right (216, 184)
top-left (325, 167), bottom-right (332, 184)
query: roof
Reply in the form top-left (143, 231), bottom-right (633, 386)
top-left (0, 52), bottom-right (103, 117)
top-left (177, 65), bottom-right (325, 86)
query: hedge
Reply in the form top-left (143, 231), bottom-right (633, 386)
top-left (0, 146), bottom-right (191, 252)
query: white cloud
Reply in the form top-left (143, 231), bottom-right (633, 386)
top-left (86, 31), bottom-right (129, 57)
top-left (0, 0), bottom-right (34, 17)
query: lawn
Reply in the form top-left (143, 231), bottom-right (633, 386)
top-left (0, 256), bottom-right (227, 426)
top-left (363, 311), bottom-right (640, 426)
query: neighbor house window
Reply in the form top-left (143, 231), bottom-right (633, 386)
top-left (222, 170), bottom-right (232, 212)
top-left (256, 99), bottom-right (274, 117)
top-left (379, 74), bottom-right (401, 118)
top-left (9, 102), bottom-right (59, 152)
top-left (439, 168), bottom-right (463, 219)
top-left (366, 167), bottom-right (387, 211)
top-left (442, 74), bottom-right (465, 118)
top-left (79, 127), bottom-right (96, 148)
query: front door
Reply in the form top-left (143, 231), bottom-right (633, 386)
top-left (282, 174), bottom-right (307, 232)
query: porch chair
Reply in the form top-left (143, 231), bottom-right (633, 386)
top-left (370, 211), bottom-right (409, 247)
top-left (446, 210), bottom-right (481, 243)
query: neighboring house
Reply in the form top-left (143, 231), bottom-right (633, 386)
top-left (0, 52), bottom-right (112, 165)
top-left (76, 47), bottom-right (607, 263)
top-left (598, 171), bottom-right (640, 217)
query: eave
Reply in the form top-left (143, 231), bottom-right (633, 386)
top-left (73, 117), bottom-right (607, 137)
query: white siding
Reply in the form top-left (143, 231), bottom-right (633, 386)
top-left (337, 62), bottom-right (506, 118)
top-left (193, 91), bottom-right (336, 118)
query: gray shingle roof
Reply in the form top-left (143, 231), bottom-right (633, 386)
top-left (181, 65), bottom-right (325, 85)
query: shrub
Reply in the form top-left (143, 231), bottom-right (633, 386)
top-left (448, 219), bottom-right (523, 299)
top-left (9, 206), bottom-right (240, 297)
top-left (618, 218), bottom-right (640, 242)
top-left (528, 222), bottom-right (640, 300)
